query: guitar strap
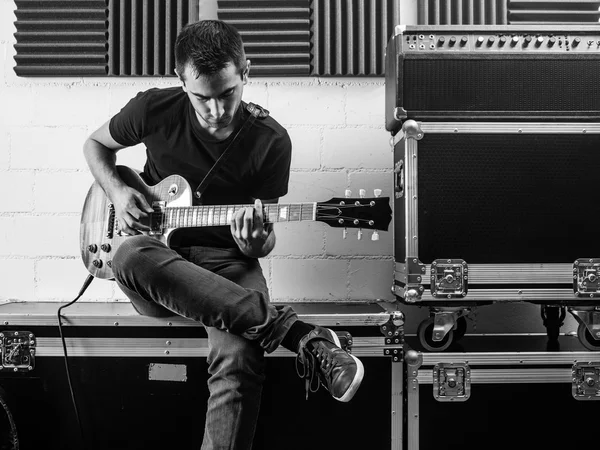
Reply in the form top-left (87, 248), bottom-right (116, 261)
top-left (193, 102), bottom-right (269, 200)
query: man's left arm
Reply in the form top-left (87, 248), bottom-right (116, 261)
top-left (231, 198), bottom-right (278, 258)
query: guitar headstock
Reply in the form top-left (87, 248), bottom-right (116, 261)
top-left (316, 189), bottom-right (392, 239)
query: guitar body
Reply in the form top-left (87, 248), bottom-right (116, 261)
top-left (80, 166), bottom-right (193, 280)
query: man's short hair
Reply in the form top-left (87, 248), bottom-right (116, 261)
top-left (174, 20), bottom-right (246, 80)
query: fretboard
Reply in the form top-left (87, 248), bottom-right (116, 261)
top-left (158, 203), bottom-right (317, 228)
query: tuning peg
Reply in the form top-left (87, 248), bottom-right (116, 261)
top-left (371, 230), bottom-right (380, 241)
top-left (359, 189), bottom-right (366, 198)
top-left (345, 189), bottom-right (352, 198)
top-left (374, 189), bottom-right (382, 198)
top-left (357, 229), bottom-right (363, 240)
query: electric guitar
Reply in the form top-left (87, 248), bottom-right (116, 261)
top-left (80, 165), bottom-right (392, 279)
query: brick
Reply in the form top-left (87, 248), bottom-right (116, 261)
top-left (3, 216), bottom-right (80, 257)
top-left (109, 85), bottom-right (149, 117)
top-left (326, 225), bottom-right (393, 257)
top-left (268, 84), bottom-right (345, 126)
top-left (0, 4), bottom-right (15, 44)
top-left (33, 85), bottom-right (110, 126)
top-left (242, 81), bottom-right (269, 109)
top-left (281, 171), bottom-right (347, 203)
top-left (0, 217), bottom-right (14, 255)
top-left (271, 258), bottom-right (348, 301)
top-left (115, 144), bottom-right (148, 171)
top-left (0, 87), bottom-right (34, 126)
top-left (0, 170), bottom-right (34, 212)
top-left (270, 221), bottom-right (324, 256)
top-left (11, 127), bottom-right (89, 170)
top-left (37, 258), bottom-right (114, 300)
top-left (346, 83), bottom-right (386, 127)
top-left (348, 259), bottom-right (395, 301)
top-left (287, 127), bottom-right (320, 169)
top-left (347, 171), bottom-right (394, 201)
top-left (322, 128), bottom-right (391, 169)
top-left (0, 128), bottom-right (9, 169)
top-left (35, 172), bottom-right (95, 213)
top-left (0, 258), bottom-right (35, 301)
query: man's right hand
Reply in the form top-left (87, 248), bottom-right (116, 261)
top-left (110, 186), bottom-right (154, 235)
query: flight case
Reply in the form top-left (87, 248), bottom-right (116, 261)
top-left (403, 333), bottom-right (600, 450)
top-left (392, 121), bottom-right (600, 352)
top-left (0, 300), bottom-right (403, 450)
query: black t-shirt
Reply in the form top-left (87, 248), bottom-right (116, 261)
top-left (109, 86), bottom-right (292, 248)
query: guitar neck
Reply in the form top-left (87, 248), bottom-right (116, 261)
top-left (162, 203), bottom-right (317, 228)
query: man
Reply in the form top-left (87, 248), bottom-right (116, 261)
top-left (83, 20), bottom-right (364, 449)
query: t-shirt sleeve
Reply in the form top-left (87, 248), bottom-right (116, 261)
top-left (252, 131), bottom-right (292, 200)
top-left (108, 91), bottom-right (149, 147)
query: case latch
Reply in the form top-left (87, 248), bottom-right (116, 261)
top-left (431, 259), bottom-right (468, 299)
top-left (572, 362), bottom-right (600, 400)
top-left (0, 331), bottom-right (35, 372)
top-left (433, 363), bottom-right (471, 402)
top-left (574, 259), bottom-right (600, 297)
top-left (404, 258), bottom-right (426, 303)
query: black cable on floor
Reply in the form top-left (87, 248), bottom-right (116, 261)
top-left (57, 274), bottom-right (94, 450)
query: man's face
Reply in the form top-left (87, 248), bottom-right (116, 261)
top-left (180, 61), bottom-right (248, 130)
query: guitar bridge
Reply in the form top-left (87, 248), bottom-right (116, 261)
top-left (149, 202), bottom-right (166, 235)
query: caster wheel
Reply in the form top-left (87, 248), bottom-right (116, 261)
top-left (453, 316), bottom-right (467, 341)
top-left (541, 306), bottom-right (564, 342)
top-left (577, 322), bottom-right (600, 351)
top-left (417, 317), bottom-right (454, 352)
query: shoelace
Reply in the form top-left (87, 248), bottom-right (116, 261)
top-left (296, 339), bottom-right (336, 399)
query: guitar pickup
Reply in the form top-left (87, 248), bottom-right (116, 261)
top-left (149, 201), bottom-right (166, 235)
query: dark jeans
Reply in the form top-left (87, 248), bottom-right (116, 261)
top-left (112, 235), bottom-right (298, 450)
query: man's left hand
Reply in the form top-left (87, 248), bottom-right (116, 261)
top-left (231, 199), bottom-right (272, 257)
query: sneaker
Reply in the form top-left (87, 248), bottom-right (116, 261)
top-left (296, 326), bottom-right (364, 402)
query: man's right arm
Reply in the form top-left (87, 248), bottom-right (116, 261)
top-left (83, 121), bottom-right (153, 234)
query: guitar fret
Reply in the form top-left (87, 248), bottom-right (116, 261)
top-left (164, 202), bottom-right (319, 228)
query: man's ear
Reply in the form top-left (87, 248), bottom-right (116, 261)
top-left (242, 59), bottom-right (251, 84)
top-left (174, 68), bottom-right (187, 92)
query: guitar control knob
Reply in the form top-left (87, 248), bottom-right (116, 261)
top-left (100, 243), bottom-right (111, 252)
top-left (460, 36), bottom-right (468, 46)
top-left (572, 37), bottom-right (581, 47)
top-left (374, 189), bottom-right (382, 198)
top-left (449, 36), bottom-right (456, 46)
top-left (535, 36), bottom-right (544, 47)
top-left (548, 37), bottom-right (556, 47)
top-left (371, 231), bottom-right (380, 241)
top-left (359, 189), bottom-right (366, 198)
top-left (524, 35), bottom-right (532, 46)
top-left (438, 36), bottom-right (445, 46)
top-left (345, 189), bottom-right (352, 198)
top-left (499, 36), bottom-right (506, 46)
top-left (357, 229), bottom-right (363, 240)
top-left (476, 36), bottom-right (484, 46)
top-left (487, 36), bottom-right (495, 46)
top-left (511, 36), bottom-right (519, 46)
top-left (87, 244), bottom-right (98, 253)
top-left (92, 260), bottom-right (103, 268)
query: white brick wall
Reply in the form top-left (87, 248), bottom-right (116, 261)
top-left (1, 0), bottom-right (573, 334)
top-left (1, 0), bottom-right (393, 306)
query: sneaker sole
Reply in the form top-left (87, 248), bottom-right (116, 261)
top-left (335, 354), bottom-right (364, 403)
top-left (324, 328), bottom-right (365, 403)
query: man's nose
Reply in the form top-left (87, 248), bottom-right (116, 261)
top-left (208, 99), bottom-right (224, 118)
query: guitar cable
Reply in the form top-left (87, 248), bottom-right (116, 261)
top-left (57, 274), bottom-right (94, 450)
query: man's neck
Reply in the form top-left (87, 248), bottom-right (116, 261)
top-left (195, 110), bottom-right (240, 140)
